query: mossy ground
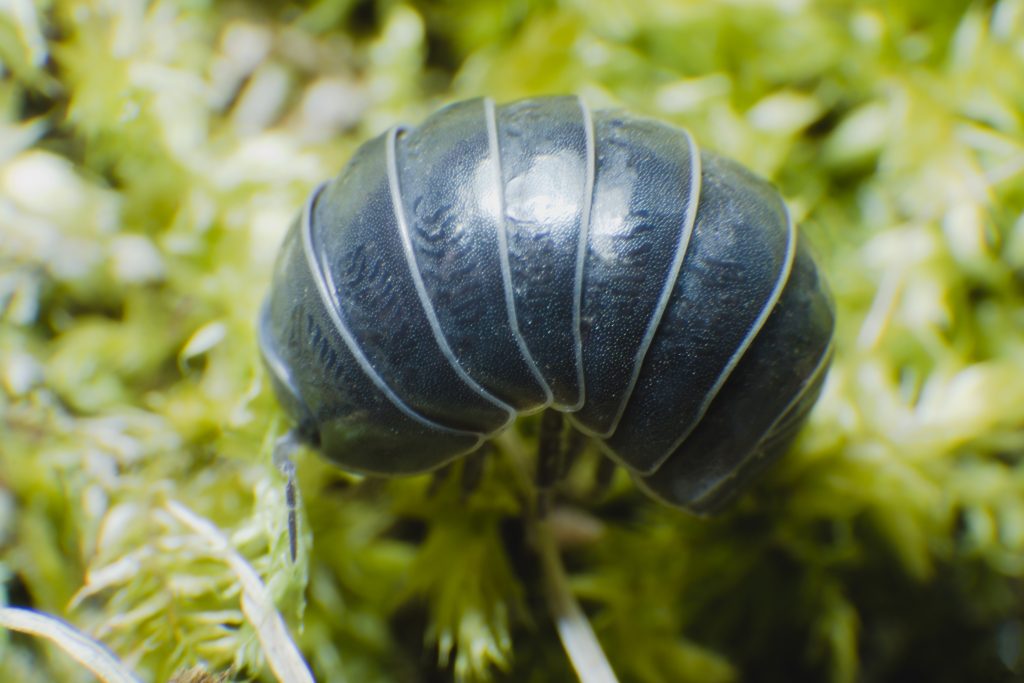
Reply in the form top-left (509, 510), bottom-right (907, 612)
top-left (2, 1), bottom-right (1024, 681)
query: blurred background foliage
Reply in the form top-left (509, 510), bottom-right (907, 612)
top-left (1, 0), bottom-right (1023, 681)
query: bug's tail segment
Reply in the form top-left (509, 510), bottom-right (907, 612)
top-left (261, 212), bottom-right (481, 476)
top-left (391, 98), bottom-right (550, 413)
top-left (632, 232), bottom-right (835, 511)
top-left (495, 96), bottom-right (593, 411)
top-left (604, 152), bottom-right (795, 474)
top-left (571, 111), bottom-right (702, 437)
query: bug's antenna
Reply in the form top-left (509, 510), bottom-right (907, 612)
top-left (273, 429), bottom-right (303, 563)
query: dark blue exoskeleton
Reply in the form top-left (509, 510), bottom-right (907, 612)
top-left (259, 96), bottom-right (834, 512)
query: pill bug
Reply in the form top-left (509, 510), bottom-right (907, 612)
top-left (259, 95), bottom-right (835, 512)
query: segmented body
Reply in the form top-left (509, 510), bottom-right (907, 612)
top-left (259, 96), bottom-right (835, 511)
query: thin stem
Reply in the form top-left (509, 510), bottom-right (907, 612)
top-left (0, 607), bottom-right (142, 683)
top-left (533, 516), bottom-right (620, 683)
top-left (495, 427), bottom-right (620, 683)
top-left (166, 501), bottom-right (315, 683)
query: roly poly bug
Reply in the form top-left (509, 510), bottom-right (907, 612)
top-left (259, 95), bottom-right (835, 514)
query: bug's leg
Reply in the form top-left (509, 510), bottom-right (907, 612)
top-left (591, 456), bottom-right (617, 502)
top-left (272, 429), bottom-right (304, 563)
top-left (561, 426), bottom-right (587, 479)
top-left (536, 410), bottom-right (565, 518)
top-left (460, 442), bottom-right (491, 501)
top-left (427, 462), bottom-right (455, 497)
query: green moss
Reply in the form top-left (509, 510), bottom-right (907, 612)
top-left (2, 0), bottom-right (1024, 681)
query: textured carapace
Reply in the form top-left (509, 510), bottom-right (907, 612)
top-left (259, 96), bottom-right (835, 512)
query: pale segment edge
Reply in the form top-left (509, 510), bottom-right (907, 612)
top-left (486, 96), bottom-right (555, 412)
top-left (566, 95), bottom-right (596, 413)
top-left (300, 182), bottom-right (488, 448)
top-left (385, 124), bottom-right (517, 433)
top-left (633, 334), bottom-right (835, 509)
top-left (603, 127), bottom-right (704, 439)
top-left (651, 193), bottom-right (800, 473)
